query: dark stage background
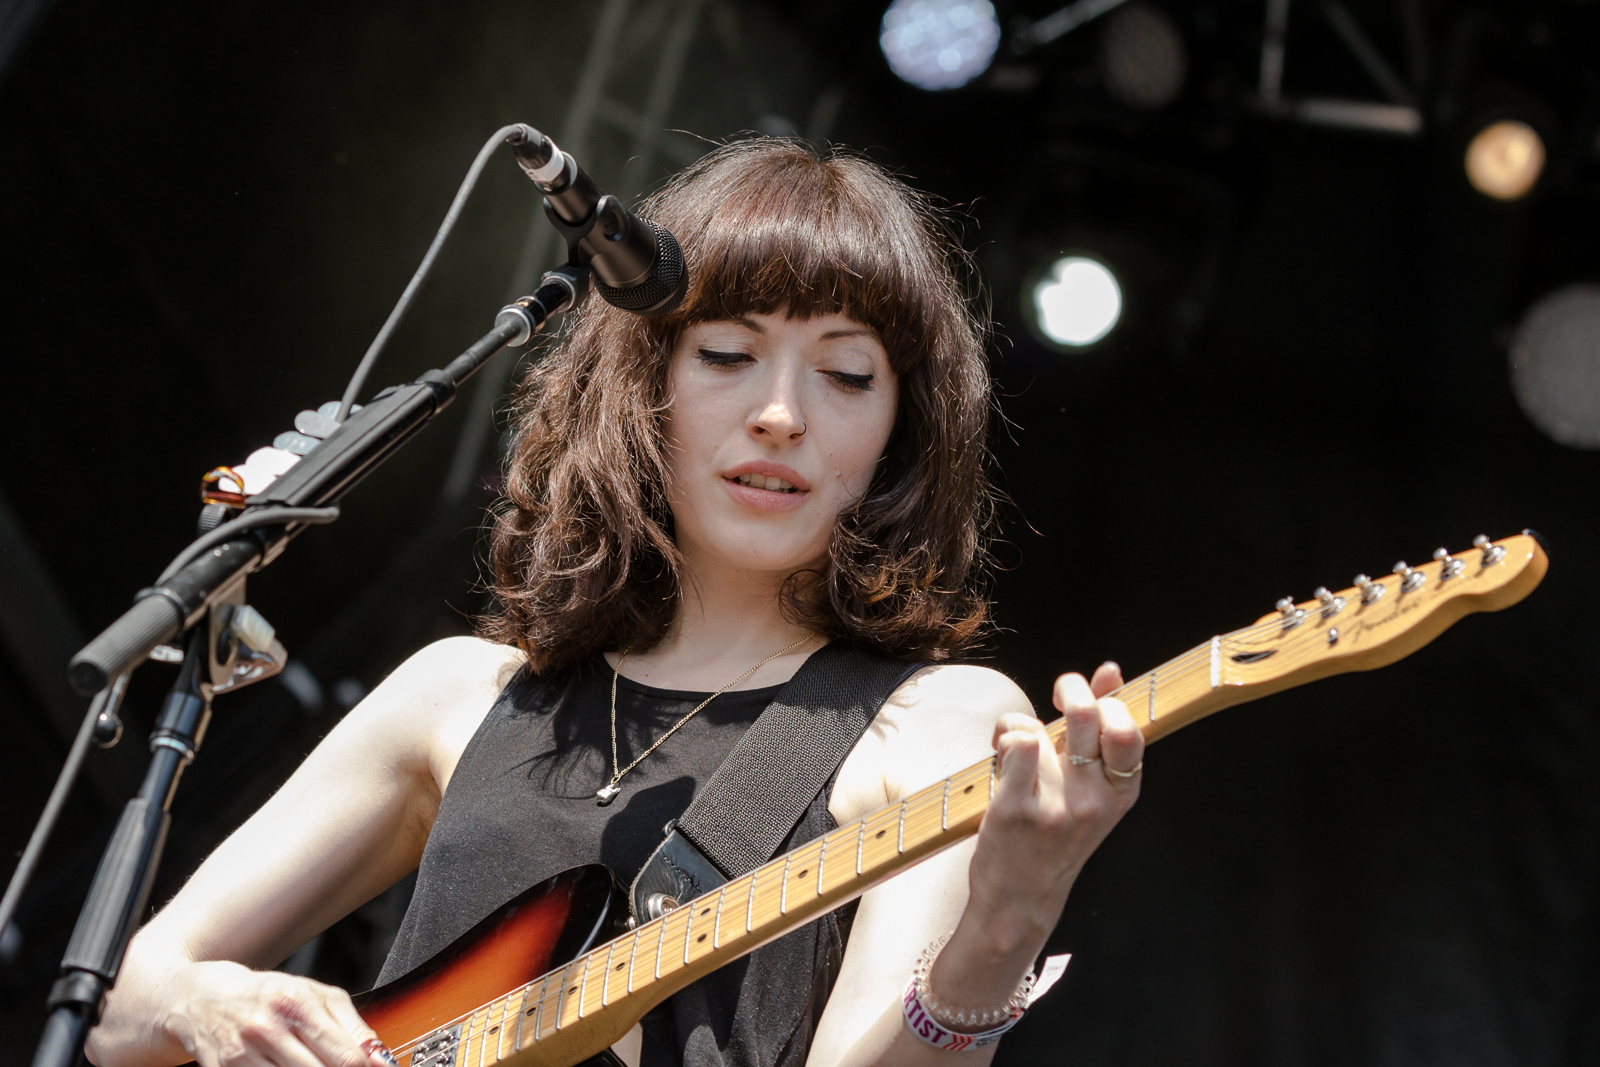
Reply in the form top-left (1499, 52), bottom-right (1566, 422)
top-left (2, 1), bottom-right (1598, 1064)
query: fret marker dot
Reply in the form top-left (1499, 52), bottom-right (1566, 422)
top-left (615, 963), bottom-right (626, 971)
top-left (700, 907), bottom-right (711, 916)
top-left (568, 987), bottom-right (577, 995)
top-left (963, 785), bottom-right (974, 793)
top-left (697, 934), bottom-right (707, 942)
top-left (797, 869), bottom-right (809, 878)
top-left (875, 830), bottom-right (887, 838)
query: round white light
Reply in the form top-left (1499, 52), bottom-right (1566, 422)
top-left (880, 0), bottom-right (1000, 91)
top-left (1032, 256), bottom-right (1122, 347)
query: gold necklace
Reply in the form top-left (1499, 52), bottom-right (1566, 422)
top-left (597, 636), bottom-right (812, 805)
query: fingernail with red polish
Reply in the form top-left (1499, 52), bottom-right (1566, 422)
top-left (362, 1038), bottom-right (399, 1066)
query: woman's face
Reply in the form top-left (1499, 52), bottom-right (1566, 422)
top-left (663, 311), bottom-right (899, 583)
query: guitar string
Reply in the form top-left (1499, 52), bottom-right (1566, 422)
top-left (379, 630), bottom-right (1322, 1062)
top-left (382, 577), bottom-right (1455, 1059)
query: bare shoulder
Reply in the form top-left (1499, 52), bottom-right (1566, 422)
top-left (879, 664), bottom-right (1034, 762)
top-left (329, 636), bottom-right (525, 791)
top-left (832, 664), bottom-right (1034, 823)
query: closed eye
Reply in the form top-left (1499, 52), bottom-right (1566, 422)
top-left (696, 348), bottom-right (752, 368)
top-left (827, 371), bottom-right (875, 392)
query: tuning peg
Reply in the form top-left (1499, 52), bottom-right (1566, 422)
top-left (1433, 547), bottom-right (1465, 580)
top-left (1393, 560), bottom-right (1426, 593)
top-left (1353, 574), bottom-right (1385, 604)
top-left (1473, 534), bottom-right (1506, 566)
top-left (1313, 586), bottom-right (1345, 618)
top-left (1275, 596), bottom-right (1306, 630)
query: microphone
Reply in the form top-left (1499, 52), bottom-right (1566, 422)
top-left (508, 124), bottom-right (687, 317)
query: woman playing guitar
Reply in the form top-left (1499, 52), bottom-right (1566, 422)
top-left (86, 139), bottom-right (1145, 1067)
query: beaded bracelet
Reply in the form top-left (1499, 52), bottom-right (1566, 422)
top-left (901, 935), bottom-right (1074, 1052)
top-left (915, 934), bottom-right (1034, 1029)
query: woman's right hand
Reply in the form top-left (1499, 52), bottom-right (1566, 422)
top-left (88, 957), bottom-right (391, 1067)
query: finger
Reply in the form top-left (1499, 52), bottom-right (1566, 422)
top-left (1098, 698), bottom-right (1144, 787)
top-left (993, 727), bottom-right (1042, 804)
top-left (990, 710), bottom-right (1040, 750)
top-left (263, 989), bottom-right (370, 1067)
top-left (238, 1024), bottom-right (327, 1067)
top-left (313, 985), bottom-right (391, 1066)
top-left (1055, 673), bottom-right (1102, 765)
top-left (1089, 661), bottom-right (1123, 698)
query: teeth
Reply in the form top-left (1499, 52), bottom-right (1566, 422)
top-left (735, 472), bottom-right (796, 492)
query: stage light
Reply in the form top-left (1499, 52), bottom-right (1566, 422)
top-left (1099, 3), bottom-right (1187, 110)
top-left (880, 0), bottom-right (1001, 91)
top-left (1031, 256), bottom-right (1122, 348)
top-left (1510, 284), bottom-right (1600, 449)
top-left (1465, 119), bottom-right (1545, 201)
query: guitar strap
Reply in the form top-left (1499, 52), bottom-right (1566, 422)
top-left (629, 643), bottom-right (925, 922)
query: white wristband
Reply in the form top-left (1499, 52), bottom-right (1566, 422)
top-left (902, 979), bottom-right (1022, 1051)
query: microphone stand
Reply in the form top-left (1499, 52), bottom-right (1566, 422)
top-left (31, 262), bottom-right (591, 1067)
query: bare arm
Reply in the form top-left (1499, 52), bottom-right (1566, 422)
top-left (87, 636), bottom-right (522, 1067)
top-left (808, 663), bottom-right (1142, 1067)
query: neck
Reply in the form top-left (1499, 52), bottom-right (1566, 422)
top-left (614, 551), bottom-right (819, 691)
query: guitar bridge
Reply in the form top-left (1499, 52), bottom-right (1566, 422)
top-left (410, 1024), bottom-right (462, 1067)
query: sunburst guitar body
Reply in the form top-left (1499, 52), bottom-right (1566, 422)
top-left (352, 533), bottom-right (1548, 1067)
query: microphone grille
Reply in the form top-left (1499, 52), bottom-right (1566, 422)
top-left (594, 223), bottom-right (688, 317)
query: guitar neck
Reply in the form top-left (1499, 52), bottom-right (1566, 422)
top-left (393, 637), bottom-right (1241, 1067)
top-left (400, 532), bottom-right (1547, 1066)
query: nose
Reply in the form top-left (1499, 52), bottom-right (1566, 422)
top-left (748, 370), bottom-right (806, 442)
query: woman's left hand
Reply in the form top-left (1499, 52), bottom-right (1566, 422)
top-left (938, 662), bottom-right (1143, 1007)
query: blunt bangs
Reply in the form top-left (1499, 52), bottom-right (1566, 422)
top-left (648, 144), bottom-right (951, 373)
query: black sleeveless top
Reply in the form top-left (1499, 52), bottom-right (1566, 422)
top-left (379, 653), bottom-right (860, 1067)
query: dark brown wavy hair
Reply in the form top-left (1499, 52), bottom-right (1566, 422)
top-left (482, 138), bottom-right (994, 673)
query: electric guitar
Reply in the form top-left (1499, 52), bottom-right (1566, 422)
top-left (352, 533), bottom-right (1548, 1067)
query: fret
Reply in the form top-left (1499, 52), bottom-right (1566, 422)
top-left (940, 776), bottom-right (951, 830)
top-left (1146, 669), bottom-right (1157, 722)
top-left (901, 787), bottom-right (945, 853)
top-left (777, 851), bottom-right (796, 915)
top-left (553, 960), bottom-right (581, 1032)
top-left (626, 925), bottom-right (646, 994)
top-left (531, 972), bottom-right (552, 1042)
top-left (685, 892), bottom-right (721, 964)
top-left (599, 940), bottom-right (618, 1007)
top-left (713, 879), bottom-right (729, 948)
top-left (576, 948), bottom-right (595, 1018)
top-left (815, 833), bottom-right (828, 896)
top-left (654, 909), bottom-right (668, 979)
top-left (744, 867), bottom-right (759, 934)
top-left (855, 817), bottom-right (867, 874)
top-left (1209, 636), bottom-right (1220, 688)
top-left (512, 981), bottom-right (530, 1055)
top-left (681, 896), bottom-right (696, 966)
top-left (896, 797), bottom-right (908, 852)
top-left (483, 997), bottom-right (507, 1066)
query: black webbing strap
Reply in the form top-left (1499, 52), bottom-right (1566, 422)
top-left (630, 643), bottom-right (923, 919)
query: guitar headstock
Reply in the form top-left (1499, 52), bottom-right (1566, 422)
top-left (1214, 531), bottom-right (1548, 702)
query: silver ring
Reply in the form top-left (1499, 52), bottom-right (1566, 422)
top-left (1067, 754), bottom-right (1100, 766)
top-left (1104, 761), bottom-right (1143, 778)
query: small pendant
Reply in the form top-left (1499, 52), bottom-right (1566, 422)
top-left (595, 782), bottom-right (622, 806)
